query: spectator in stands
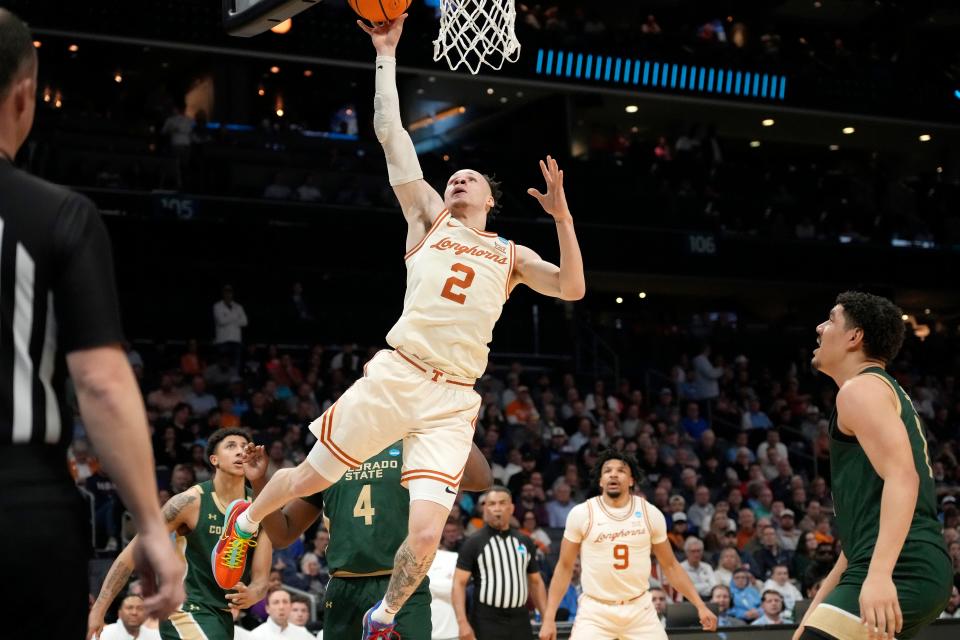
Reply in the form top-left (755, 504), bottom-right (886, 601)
top-left (741, 398), bottom-right (773, 431)
top-left (776, 509), bottom-right (801, 551)
top-left (762, 564), bottom-right (802, 620)
top-left (693, 344), bottom-right (723, 402)
top-left (736, 508), bottom-right (756, 550)
top-left (688, 485), bottom-right (715, 534)
top-left (492, 448), bottom-right (523, 486)
top-left (147, 373), bottom-right (184, 417)
top-left (753, 527), bottom-right (793, 580)
top-left (568, 417), bottom-right (593, 453)
top-left (729, 568), bottom-right (762, 622)
top-left (681, 537), bottom-right (720, 597)
top-left (940, 585), bottom-right (960, 619)
top-left (545, 481), bottom-right (577, 527)
top-left (798, 499), bottom-right (822, 532)
top-left (757, 430), bottom-right (788, 465)
top-left (518, 510), bottom-right (551, 556)
top-left (507, 452), bottom-right (538, 495)
top-left (295, 173), bottom-right (324, 202)
top-left (751, 590), bottom-right (786, 625)
top-left (682, 402), bottom-right (709, 440)
top-left (213, 285), bottom-right (247, 369)
top-left (556, 556), bottom-right (582, 622)
top-left (650, 587), bottom-right (668, 627)
top-left (251, 588), bottom-right (312, 639)
top-left (98, 594), bottom-right (160, 640)
top-left (714, 545), bottom-right (742, 586)
top-left (184, 375), bottom-right (217, 416)
top-left (813, 514), bottom-right (835, 544)
top-left (710, 585), bottom-right (745, 627)
top-left (288, 597), bottom-right (311, 630)
top-left (169, 464), bottom-right (195, 495)
top-left (667, 512), bottom-right (689, 553)
top-left (748, 486), bottom-right (775, 520)
top-left (802, 543), bottom-right (837, 594)
top-left (515, 482), bottom-right (548, 526)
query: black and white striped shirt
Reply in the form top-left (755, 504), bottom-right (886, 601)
top-left (0, 158), bottom-right (123, 454)
top-left (457, 525), bottom-right (540, 609)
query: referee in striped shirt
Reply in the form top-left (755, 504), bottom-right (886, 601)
top-left (453, 486), bottom-right (548, 639)
top-left (0, 10), bottom-right (182, 638)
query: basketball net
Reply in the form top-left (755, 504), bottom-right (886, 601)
top-left (433, 0), bottom-right (521, 75)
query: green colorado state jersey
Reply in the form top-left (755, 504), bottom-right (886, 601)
top-left (318, 443), bottom-right (408, 575)
top-left (829, 367), bottom-right (947, 569)
top-left (178, 480), bottom-right (255, 610)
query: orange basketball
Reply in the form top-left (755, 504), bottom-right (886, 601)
top-left (349, 0), bottom-right (411, 23)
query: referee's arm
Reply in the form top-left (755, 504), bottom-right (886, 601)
top-left (58, 196), bottom-right (185, 618)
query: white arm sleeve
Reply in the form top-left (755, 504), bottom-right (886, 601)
top-left (374, 56), bottom-right (424, 187)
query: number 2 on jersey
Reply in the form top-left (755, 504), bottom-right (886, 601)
top-left (441, 263), bottom-right (475, 304)
top-left (353, 484), bottom-right (375, 525)
top-left (613, 544), bottom-right (630, 570)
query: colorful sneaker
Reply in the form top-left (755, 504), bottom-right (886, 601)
top-left (361, 601), bottom-right (401, 639)
top-left (211, 499), bottom-right (257, 589)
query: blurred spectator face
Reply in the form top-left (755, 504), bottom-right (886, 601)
top-left (760, 527), bottom-right (778, 547)
top-left (266, 590), bottom-right (291, 627)
top-left (554, 483), bottom-right (572, 503)
top-left (669, 495), bottom-right (686, 513)
top-left (521, 512), bottom-right (538, 531)
top-left (118, 596), bottom-right (146, 629)
top-left (252, 392), bottom-right (266, 410)
top-left (313, 529), bottom-right (329, 555)
top-left (442, 521), bottom-right (463, 549)
top-left (681, 468), bottom-right (697, 489)
top-left (762, 592), bottom-right (784, 617)
top-left (711, 586), bottom-right (732, 612)
top-left (792, 487), bottom-right (807, 505)
top-left (739, 508), bottom-right (755, 530)
top-left (192, 376), bottom-right (206, 394)
top-left (815, 543), bottom-right (835, 563)
top-left (816, 517), bottom-right (831, 535)
top-left (736, 449), bottom-right (750, 466)
top-left (806, 500), bottom-right (821, 519)
top-left (759, 488), bottom-right (773, 508)
top-left (650, 588), bottom-right (668, 616)
top-left (732, 570), bottom-right (751, 589)
top-left (268, 570), bottom-right (282, 590)
top-left (530, 472), bottom-right (544, 489)
top-left (804, 532), bottom-right (818, 552)
top-left (521, 484), bottom-right (535, 501)
top-left (269, 441), bottom-right (285, 462)
top-left (171, 465), bottom-right (194, 492)
top-left (290, 601), bottom-right (310, 626)
top-left (572, 556), bottom-right (582, 582)
top-left (686, 403), bottom-right (699, 419)
top-left (719, 547), bottom-right (740, 570)
top-left (701, 430), bottom-right (716, 448)
top-left (781, 512), bottom-right (795, 530)
top-left (686, 540), bottom-right (704, 565)
top-left (653, 486), bottom-right (669, 507)
top-left (483, 489), bottom-right (514, 530)
top-left (771, 565), bottom-right (789, 585)
top-left (946, 586), bottom-right (960, 614)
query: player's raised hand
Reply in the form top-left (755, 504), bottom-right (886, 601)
top-left (357, 13), bottom-right (407, 57)
top-left (698, 604), bottom-right (719, 631)
top-left (527, 155), bottom-right (572, 223)
top-left (538, 619), bottom-right (558, 640)
top-left (133, 526), bottom-right (186, 621)
top-left (241, 442), bottom-right (268, 483)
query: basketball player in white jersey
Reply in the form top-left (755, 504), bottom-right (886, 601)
top-left (212, 13), bottom-right (585, 640)
top-left (540, 451), bottom-right (718, 640)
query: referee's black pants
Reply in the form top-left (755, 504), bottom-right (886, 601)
top-left (471, 603), bottom-right (532, 640)
top-left (0, 446), bottom-right (92, 639)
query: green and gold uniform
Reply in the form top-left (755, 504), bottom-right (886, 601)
top-left (305, 442), bottom-right (432, 639)
top-left (806, 367), bottom-right (952, 640)
top-left (160, 481), bottom-right (255, 640)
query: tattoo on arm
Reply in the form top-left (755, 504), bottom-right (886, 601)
top-left (383, 540), bottom-right (437, 612)
top-left (95, 560), bottom-right (133, 608)
top-left (162, 491), bottom-right (197, 523)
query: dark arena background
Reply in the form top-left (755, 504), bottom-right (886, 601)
top-left (2, 0), bottom-right (959, 638)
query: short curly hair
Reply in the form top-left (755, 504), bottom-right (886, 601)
top-left (205, 427), bottom-right (251, 468)
top-left (836, 291), bottom-right (905, 364)
top-left (481, 173), bottom-right (503, 218)
top-left (591, 449), bottom-right (643, 492)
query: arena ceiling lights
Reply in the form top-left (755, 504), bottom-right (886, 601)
top-left (535, 48), bottom-right (787, 102)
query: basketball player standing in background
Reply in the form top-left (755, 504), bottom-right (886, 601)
top-left (540, 451), bottom-right (718, 640)
top-left (212, 12), bottom-right (585, 640)
top-left (0, 9), bottom-right (184, 638)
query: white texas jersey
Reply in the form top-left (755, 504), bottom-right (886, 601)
top-left (386, 209), bottom-right (516, 380)
top-left (563, 495), bottom-right (668, 602)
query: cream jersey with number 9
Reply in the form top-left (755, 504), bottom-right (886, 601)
top-left (386, 210), bottom-right (516, 380)
top-left (563, 495), bottom-right (668, 602)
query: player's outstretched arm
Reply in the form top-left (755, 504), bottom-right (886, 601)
top-left (461, 442), bottom-right (494, 492)
top-left (652, 540), bottom-right (718, 631)
top-left (516, 156), bottom-right (585, 301)
top-left (243, 443), bottom-right (322, 548)
top-left (86, 488), bottom-right (197, 640)
top-left (538, 538), bottom-right (580, 640)
top-left (358, 15), bottom-right (444, 246)
top-left (838, 377), bottom-right (918, 640)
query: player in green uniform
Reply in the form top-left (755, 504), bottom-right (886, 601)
top-left (243, 440), bottom-right (491, 639)
top-left (88, 428), bottom-right (274, 640)
top-left (795, 292), bottom-right (952, 640)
